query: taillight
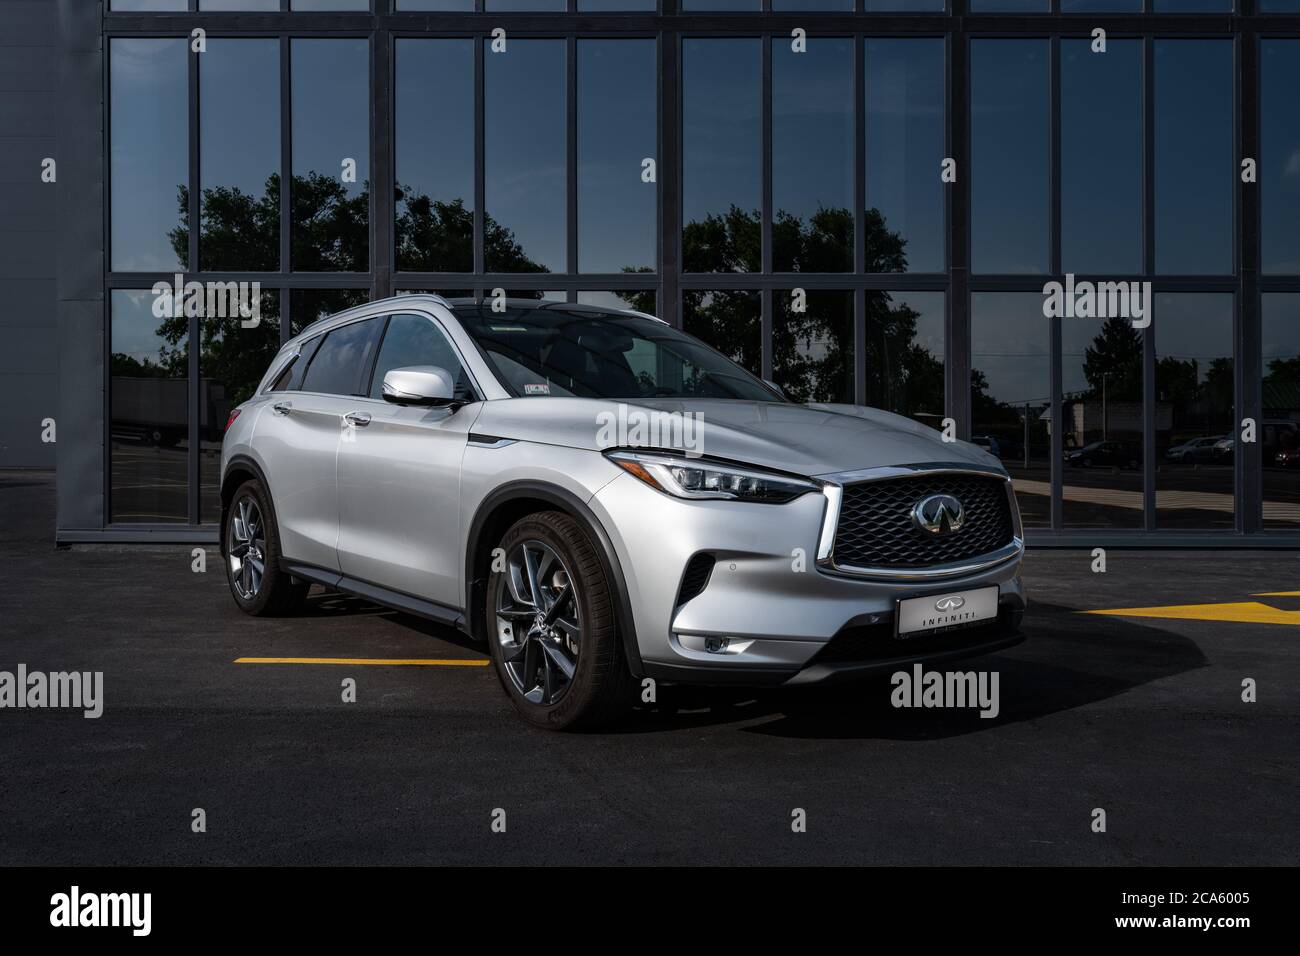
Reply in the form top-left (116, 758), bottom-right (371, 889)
top-left (225, 409), bottom-right (241, 432)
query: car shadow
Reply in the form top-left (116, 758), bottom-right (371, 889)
top-left (295, 588), bottom-right (485, 655)
top-left (607, 601), bottom-right (1208, 739)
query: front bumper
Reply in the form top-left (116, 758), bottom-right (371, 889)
top-left (589, 470), bottom-right (1026, 687)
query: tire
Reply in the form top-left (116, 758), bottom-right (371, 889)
top-left (485, 510), bottom-right (634, 731)
top-left (223, 478), bottom-right (309, 616)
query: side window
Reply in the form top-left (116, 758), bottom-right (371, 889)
top-left (268, 360), bottom-right (295, 392)
top-left (300, 318), bottom-right (383, 396)
top-left (369, 313), bottom-right (470, 400)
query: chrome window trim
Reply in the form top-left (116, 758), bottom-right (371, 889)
top-left (814, 463), bottom-right (1025, 582)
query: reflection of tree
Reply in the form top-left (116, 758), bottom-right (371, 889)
top-left (1159, 354), bottom-right (1233, 436)
top-left (396, 187), bottom-right (550, 274)
top-left (1082, 318), bottom-right (1142, 402)
top-left (682, 204), bottom-right (939, 410)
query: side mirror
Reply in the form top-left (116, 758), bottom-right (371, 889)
top-left (382, 366), bottom-right (457, 407)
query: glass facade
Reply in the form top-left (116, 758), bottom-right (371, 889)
top-left (100, 5), bottom-right (1300, 543)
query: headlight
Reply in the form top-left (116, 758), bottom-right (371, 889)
top-left (606, 451), bottom-right (818, 503)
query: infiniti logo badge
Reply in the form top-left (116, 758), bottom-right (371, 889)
top-left (912, 493), bottom-right (965, 536)
top-left (934, 595), bottom-right (965, 612)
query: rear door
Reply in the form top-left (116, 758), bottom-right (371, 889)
top-left (254, 316), bottom-right (384, 571)
top-left (335, 311), bottom-right (481, 608)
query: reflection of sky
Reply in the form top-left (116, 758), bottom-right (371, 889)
top-left (201, 40), bottom-right (279, 202)
top-left (886, 291), bottom-right (944, 362)
top-left (683, 40), bottom-right (761, 227)
top-left (578, 40), bottom-right (656, 274)
top-left (773, 38), bottom-right (853, 235)
top-left (396, 39), bottom-right (475, 209)
top-left (485, 39), bottom-right (566, 272)
top-left (1264, 295), bottom-right (1300, 364)
top-left (1061, 39), bottom-right (1141, 274)
top-left (1155, 40), bottom-right (1232, 275)
top-left (292, 39), bottom-right (369, 191)
top-left (111, 290), bottom-right (177, 363)
top-left (1154, 294), bottom-right (1232, 384)
top-left (1263, 41), bottom-right (1300, 275)
top-left (865, 39), bottom-right (945, 273)
top-left (577, 291), bottom-right (653, 311)
top-left (111, 39), bottom-right (187, 272)
top-left (972, 292), bottom-right (1050, 405)
top-left (971, 41), bottom-right (1048, 274)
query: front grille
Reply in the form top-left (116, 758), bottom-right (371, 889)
top-left (832, 473), bottom-right (1014, 570)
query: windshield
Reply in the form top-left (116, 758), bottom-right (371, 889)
top-left (453, 302), bottom-right (782, 402)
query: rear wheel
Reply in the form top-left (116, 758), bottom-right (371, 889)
top-left (486, 511), bottom-right (633, 730)
top-left (224, 479), bottom-right (309, 616)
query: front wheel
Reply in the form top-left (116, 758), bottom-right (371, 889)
top-left (486, 511), bottom-right (633, 730)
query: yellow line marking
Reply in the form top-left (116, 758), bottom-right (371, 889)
top-left (1083, 601), bottom-right (1300, 626)
top-left (235, 657), bottom-right (489, 667)
top-left (1252, 591), bottom-right (1300, 597)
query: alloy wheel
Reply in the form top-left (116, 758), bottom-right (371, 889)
top-left (228, 496), bottom-right (266, 601)
top-left (494, 539), bottom-right (581, 705)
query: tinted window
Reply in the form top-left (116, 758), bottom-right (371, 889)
top-left (865, 39), bottom-right (945, 274)
top-left (1262, 294), bottom-right (1300, 527)
top-left (971, 41), bottom-right (1049, 275)
top-left (773, 38), bottom-right (854, 273)
top-left (682, 40), bottom-right (761, 273)
top-left (1262, 41), bottom-right (1300, 275)
top-left (1061, 39), bottom-right (1142, 275)
top-left (485, 39), bottom-right (566, 272)
top-left (291, 39), bottom-right (370, 272)
top-left (301, 318), bottom-right (383, 396)
top-left (370, 314), bottom-right (469, 400)
top-left (578, 40), bottom-right (657, 274)
top-left (110, 39), bottom-right (188, 272)
top-left (395, 39), bottom-right (475, 273)
top-left (774, 290), bottom-right (854, 403)
top-left (866, 290), bottom-right (945, 428)
top-left (1155, 40), bottom-right (1232, 275)
top-left (200, 39), bottom-right (280, 272)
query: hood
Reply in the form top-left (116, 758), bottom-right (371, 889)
top-left (470, 398), bottom-right (1002, 478)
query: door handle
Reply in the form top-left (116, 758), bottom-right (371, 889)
top-left (272, 401), bottom-right (292, 415)
top-left (344, 411), bottom-right (372, 427)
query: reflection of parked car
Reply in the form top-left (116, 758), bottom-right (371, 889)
top-left (1264, 421), bottom-right (1299, 467)
top-left (1276, 447), bottom-right (1300, 469)
top-left (1066, 440), bottom-right (1140, 469)
top-left (972, 434), bottom-right (1024, 460)
top-left (971, 435), bottom-right (1000, 458)
top-left (1165, 436), bottom-right (1226, 462)
top-left (1213, 436), bottom-right (1234, 461)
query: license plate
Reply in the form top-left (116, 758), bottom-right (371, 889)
top-left (895, 585), bottom-right (999, 639)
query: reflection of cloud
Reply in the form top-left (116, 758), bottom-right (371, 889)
top-left (1285, 149), bottom-right (1300, 178)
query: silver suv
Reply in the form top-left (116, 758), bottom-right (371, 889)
top-left (221, 294), bottom-right (1025, 729)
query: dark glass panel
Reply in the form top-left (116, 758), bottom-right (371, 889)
top-left (773, 38), bottom-right (854, 273)
top-left (1062, 316), bottom-right (1144, 528)
top-left (395, 39), bottom-right (475, 273)
top-left (865, 38), bottom-right (945, 274)
top-left (1155, 40), bottom-right (1232, 275)
top-left (1061, 39), bottom-right (1142, 275)
top-left (1262, 41), bottom-right (1300, 275)
top-left (300, 317), bottom-right (384, 397)
top-left (971, 293), bottom-right (1050, 528)
top-left (1155, 294), bottom-right (1235, 529)
top-left (291, 290), bottom-right (370, 337)
top-left (578, 40), bottom-right (657, 274)
top-left (485, 39), bottom-right (566, 273)
top-left (199, 39), bottom-right (280, 272)
top-left (681, 291), bottom-right (761, 378)
top-left (577, 291), bottom-right (657, 314)
top-left (774, 290), bottom-right (854, 403)
top-left (865, 290), bottom-right (945, 429)
top-left (971, 41), bottom-right (1049, 275)
top-left (1262, 295), bottom-right (1300, 528)
top-left (682, 40), bottom-right (761, 274)
top-left (110, 290), bottom-right (189, 524)
top-left (291, 39), bottom-right (370, 272)
top-left (110, 39), bottom-right (188, 272)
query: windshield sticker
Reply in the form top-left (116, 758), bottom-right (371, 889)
top-left (523, 383), bottom-right (551, 396)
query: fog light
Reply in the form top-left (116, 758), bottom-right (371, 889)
top-left (704, 637), bottom-right (730, 654)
